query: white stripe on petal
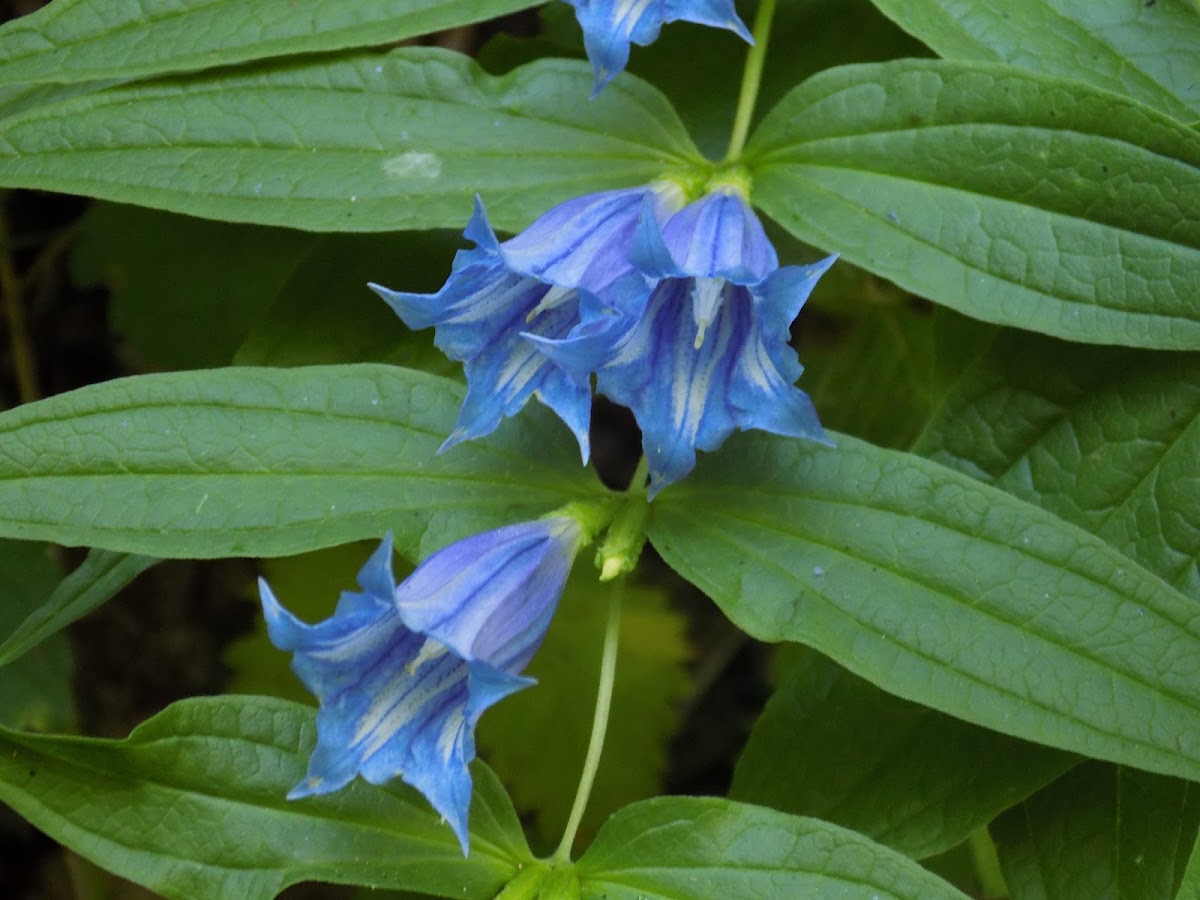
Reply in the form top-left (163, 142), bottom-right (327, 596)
top-left (353, 659), bottom-right (466, 761)
top-left (613, 0), bottom-right (655, 31)
top-left (672, 285), bottom-right (734, 443)
top-left (405, 637), bottom-right (450, 676)
top-left (437, 707), bottom-right (466, 763)
top-left (305, 615), bottom-right (399, 664)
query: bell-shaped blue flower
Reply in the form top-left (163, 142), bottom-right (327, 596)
top-left (259, 517), bottom-right (584, 853)
top-left (594, 186), bottom-right (837, 496)
top-left (370, 187), bottom-right (677, 462)
top-left (566, 0), bottom-right (753, 91)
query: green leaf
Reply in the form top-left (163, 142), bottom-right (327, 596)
top-left (0, 548), bottom-right (155, 667)
top-left (0, 364), bottom-right (608, 559)
top-left (747, 60), bottom-right (1200, 349)
top-left (576, 797), bottom-right (970, 899)
top-left (0, 0), bottom-right (540, 86)
top-left (648, 431), bottom-right (1200, 782)
top-left (911, 324), bottom-right (1200, 599)
top-left (866, 0), bottom-right (1200, 120)
top-left (232, 230), bottom-right (462, 371)
top-left (0, 540), bottom-right (75, 731)
top-left (0, 49), bottom-right (701, 233)
top-left (1179, 828), bottom-right (1200, 900)
top-left (477, 572), bottom-right (690, 848)
top-left (799, 275), bottom-right (936, 449)
top-left (992, 763), bottom-right (1200, 900)
top-left (731, 647), bottom-right (1076, 860)
top-left (72, 202), bottom-right (460, 372)
top-left (0, 696), bottom-right (530, 899)
top-left (72, 203), bottom-right (318, 370)
top-left (496, 861), bottom-right (581, 900)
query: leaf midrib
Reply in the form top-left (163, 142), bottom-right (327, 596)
top-left (654, 505), bottom-right (1200, 768)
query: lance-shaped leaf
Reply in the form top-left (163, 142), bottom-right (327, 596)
top-left (0, 549), bottom-right (155, 667)
top-left (649, 432), bottom-right (1200, 782)
top-left (731, 648), bottom-right (1076, 860)
top-left (0, 49), bottom-right (702, 233)
top-left (1180, 829), bottom-right (1200, 900)
top-left (0, 364), bottom-right (608, 559)
top-left (992, 763), bottom-right (1200, 900)
top-left (0, 540), bottom-right (74, 731)
top-left (0, 696), bottom-right (530, 900)
top-left (866, 0), bottom-right (1200, 120)
top-left (0, 0), bottom-right (540, 87)
top-left (576, 796), bottom-right (970, 899)
top-left (912, 324), bottom-right (1200, 599)
top-left (747, 60), bottom-right (1200, 350)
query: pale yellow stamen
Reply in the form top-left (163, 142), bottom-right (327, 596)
top-left (691, 277), bottom-right (726, 349)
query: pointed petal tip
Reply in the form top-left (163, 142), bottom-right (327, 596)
top-left (462, 196), bottom-right (500, 251)
top-left (448, 811), bottom-right (471, 856)
top-left (437, 430), bottom-right (465, 454)
top-left (286, 767), bottom-right (349, 801)
top-left (357, 534), bottom-right (397, 599)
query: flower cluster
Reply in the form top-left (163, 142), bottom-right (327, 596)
top-left (263, 3), bottom-right (839, 857)
top-left (260, 518), bottom-right (584, 853)
top-left (373, 182), bottom-right (835, 496)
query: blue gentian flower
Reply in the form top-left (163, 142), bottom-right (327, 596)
top-left (370, 186), bottom-right (680, 462)
top-left (259, 518), bottom-right (584, 853)
top-left (566, 0), bottom-right (753, 91)
top-left (593, 186), bottom-right (837, 496)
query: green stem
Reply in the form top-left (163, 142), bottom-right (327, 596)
top-left (724, 0), bottom-right (777, 162)
top-left (968, 827), bottom-right (1008, 899)
top-left (552, 578), bottom-right (623, 862)
top-left (628, 455), bottom-right (650, 493)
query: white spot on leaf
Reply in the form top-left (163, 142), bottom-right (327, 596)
top-left (382, 152), bottom-right (442, 179)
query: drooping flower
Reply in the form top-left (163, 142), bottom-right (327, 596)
top-left (259, 517), bottom-right (585, 853)
top-left (566, 0), bottom-right (753, 92)
top-left (591, 186), bottom-right (836, 495)
top-left (370, 185), bottom-right (681, 462)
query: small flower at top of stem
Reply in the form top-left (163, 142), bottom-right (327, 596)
top-left (565, 0), bottom-right (753, 93)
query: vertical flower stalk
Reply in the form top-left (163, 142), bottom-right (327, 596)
top-left (259, 516), bottom-right (590, 853)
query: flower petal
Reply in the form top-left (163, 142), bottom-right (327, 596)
top-left (755, 255), bottom-right (839, 346)
top-left (373, 190), bottom-right (671, 459)
top-left (637, 187), bottom-right (778, 283)
top-left (598, 280), bottom-right (745, 495)
top-left (567, 0), bottom-right (752, 91)
top-left (259, 520), bottom-right (582, 853)
top-left (498, 187), bottom-right (650, 298)
top-left (394, 517), bottom-right (583, 672)
top-left (444, 300), bottom-right (593, 461)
